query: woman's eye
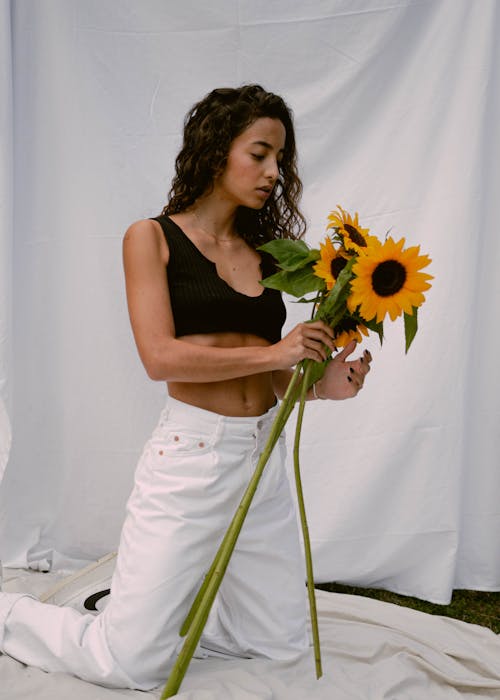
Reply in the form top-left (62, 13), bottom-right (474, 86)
top-left (251, 154), bottom-right (265, 161)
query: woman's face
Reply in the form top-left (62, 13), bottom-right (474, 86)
top-left (214, 117), bottom-right (286, 209)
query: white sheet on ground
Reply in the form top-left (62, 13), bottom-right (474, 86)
top-left (1, 566), bottom-right (499, 700)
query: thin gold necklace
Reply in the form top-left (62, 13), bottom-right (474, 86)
top-left (192, 209), bottom-right (238, 243)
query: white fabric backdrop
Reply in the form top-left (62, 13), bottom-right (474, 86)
top-left (0, 0), bottom-right (498, 603)
top-left (0, 0), bottom-right (12, 410)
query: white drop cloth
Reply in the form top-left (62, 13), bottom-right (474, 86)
top-left (1, 566), bottom-right (499, 699)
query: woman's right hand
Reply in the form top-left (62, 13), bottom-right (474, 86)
top-left (271, 321), bottom-right (336, 369)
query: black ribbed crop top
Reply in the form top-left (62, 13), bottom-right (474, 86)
top-left (152, 215), bottom-right (286, 344)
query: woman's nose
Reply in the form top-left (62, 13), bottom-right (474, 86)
top-left (265, 158), bottom-right (279, 182)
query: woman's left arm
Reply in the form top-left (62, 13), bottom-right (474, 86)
top-left (272, 341), bottom-right (372, 401)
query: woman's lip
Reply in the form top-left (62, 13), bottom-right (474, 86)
top-left (256, 188), bottom-right (271, 198)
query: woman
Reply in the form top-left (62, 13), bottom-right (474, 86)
top-left (0, 85), bottom-right (371, 690)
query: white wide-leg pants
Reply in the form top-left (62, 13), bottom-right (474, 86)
top-left (0, 397), bottom-right (308, 689)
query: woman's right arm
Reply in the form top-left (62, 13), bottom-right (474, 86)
top-left (122, 220), bottom-right (335, 382)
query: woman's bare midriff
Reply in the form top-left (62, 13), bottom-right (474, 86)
top-left (167, 332), bottom-right (277, 417)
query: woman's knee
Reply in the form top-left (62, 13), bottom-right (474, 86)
top-left (105, 627), bottom-right (179, 690)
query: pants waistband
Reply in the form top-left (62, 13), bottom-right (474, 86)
top-left (162, 396), bottom-right (280, 437)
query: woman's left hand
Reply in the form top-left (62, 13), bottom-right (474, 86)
top-left (314, 341), bottom-right (372, 400)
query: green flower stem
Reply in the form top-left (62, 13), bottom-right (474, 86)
top-left (293, 360), bottom-right (323, 679)
top-left (160, 365), bottom-right (303, 699)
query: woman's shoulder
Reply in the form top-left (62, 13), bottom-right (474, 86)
top-left (124, 217), bottom-right (162, 237)
top-left (123, 217), bottom-right (169, 263)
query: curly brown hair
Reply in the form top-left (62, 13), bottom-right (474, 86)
top-left (163, 85), bottom-right (306, 245)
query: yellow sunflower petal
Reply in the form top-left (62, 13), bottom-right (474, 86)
top-left (326, 206), bottom-right (378, 255)
top-left (348, 237), bottom-right (432, 323)
top-left (313, 235), bottom-right (349, 291)
top-left (333, 320), bottom-right (369, 348)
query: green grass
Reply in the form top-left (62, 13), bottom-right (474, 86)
top-left (315, 582), bottom-right (500, 633)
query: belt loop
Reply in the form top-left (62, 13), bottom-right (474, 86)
top-left (163, 403), bottom-right (171, 423)
top-left (213, 414), bottom-right (224, 445)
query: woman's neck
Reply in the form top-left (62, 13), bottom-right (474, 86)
top-left (189, 197), bottom-right (239, 243)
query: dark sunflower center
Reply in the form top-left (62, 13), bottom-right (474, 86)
top-left (330, 256), bottom-right (347, 279)
top-left (334, 316), bottom-right (357, 333)
top-left (344, 224), bottom-right (367, 247)
top-left (371, 260), bottom-right (407, 297)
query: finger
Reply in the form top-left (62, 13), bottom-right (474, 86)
top-left (306, 320), bottom-right (335, 338)
top-left (348, 368), bottom-right (364, 389)
top-left (304, 338), bottom-right (330, 361)
top-left (335, 339), bottom-right (357, 362)
top-left (347, 374), bottom-right (362, 394)
top-left (303, 346), bottom-right (327, 363)
top-left (354, 356), bottom-right (371, 378)
top-left (359, 348), bottom-right (372, 369)
top-left (294, 333), bottom-right (328, 362)
top-left (354, 361), bottom-right (370, 377)
top-left (302, 327), bottom-right (336, 351)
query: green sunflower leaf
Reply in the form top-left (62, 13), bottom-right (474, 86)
top-left (315, 258), bottom-right (355, 321)
top-left (260, 265), bottom-right (325, 297)
top-left (293, 294), bottom-right (324, 305)
top-left (363, 317), bottom-right (384, 345)
top-left (404, 307), bottom-right (418, 353)
top-left (258, 239), bottom-right (320, 271)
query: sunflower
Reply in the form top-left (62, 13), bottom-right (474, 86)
top-left (333, 317), bottom-right (369, 348)
top-left (313, 236), bottom-right (350, 290)
top-left (327, 205), bottom-right (379, 254)
top-left (347, 236), bottom-right (433, 323)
